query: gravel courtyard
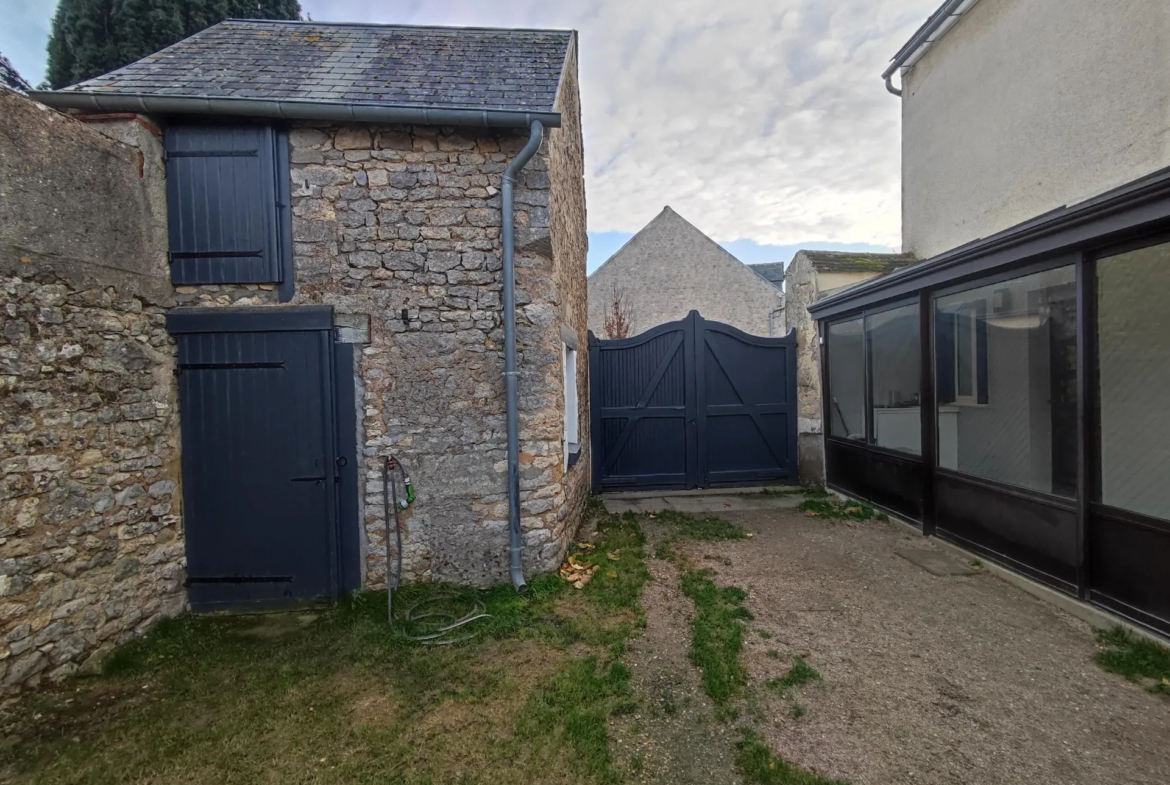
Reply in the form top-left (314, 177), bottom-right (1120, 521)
top-left (607, 493), bottom-right (1170, 785)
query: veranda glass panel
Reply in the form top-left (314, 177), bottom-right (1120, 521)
top-left (866, 303), bottom-right (921, 455)
top-left (827, 318), bottom-right (865, 441)
top-left (934, 265), bottom-right (1077, 496)
top-left (1097, 241), bottom-right (1170, 521)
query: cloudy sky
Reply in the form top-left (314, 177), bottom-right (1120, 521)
top-left (0, 0), bottom-right (939, 271)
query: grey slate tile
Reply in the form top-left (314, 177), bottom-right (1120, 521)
top-left (57, 20), bottom-right (572, 114)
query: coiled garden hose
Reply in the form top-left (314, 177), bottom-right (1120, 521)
top-left (383, 457), bottom-right (408, 623)
top-left (382, 456), bottom-right (490, 644)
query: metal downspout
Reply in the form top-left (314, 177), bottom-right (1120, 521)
top-left (503, 120), bottom-right (545, 592)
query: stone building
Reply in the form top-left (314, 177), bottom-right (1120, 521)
top-left (784, 250), bottom-right (916, 483)
top-left (587, 207), bottom-right (785, 338)
top-left (5, 20), bottom-right (588, 694)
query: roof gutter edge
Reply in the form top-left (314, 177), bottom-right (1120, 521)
top-left (808, 165), bottom-right (1170, 318)
top-left (28, 91), bottom-right (563, 129)
top-left (881, 0), bottom-right (976, 96)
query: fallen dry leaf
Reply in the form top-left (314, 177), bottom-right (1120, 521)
top-left (606, 551), bottom-right (622, 561)
top-left (607, 570), bottom-right (618, 579)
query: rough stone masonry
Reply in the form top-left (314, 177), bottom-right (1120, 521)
top-left (284, 113), bottom-right (590, 588)
top-left (1, 91), bottom-right (183, 694)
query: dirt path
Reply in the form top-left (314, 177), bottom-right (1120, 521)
top-left (678, 504), bottom-right (1170, 785)
top-left (609, 522), bottom-right (743, 785)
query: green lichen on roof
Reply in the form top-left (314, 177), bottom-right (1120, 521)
top-left (799, 250), bottom-right (918, 274)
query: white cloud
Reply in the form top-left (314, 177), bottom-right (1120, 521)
top-left (305, 0), bottom-right (940, 249)
top-left (5, 0), bottom-right (942, 249)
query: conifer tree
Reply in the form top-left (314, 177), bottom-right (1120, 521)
top-left (47, 0), bottom-right (302, 89)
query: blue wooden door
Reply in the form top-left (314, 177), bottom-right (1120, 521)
top-left (169, 308), bottom-right (343, 610)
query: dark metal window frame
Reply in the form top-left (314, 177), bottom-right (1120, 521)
top-left (823, 295), bottom-right (923, 461)
top-left (930, 253), bottom-right (1077, 470)
top-left (814, 186), bottom-right (1170, 631)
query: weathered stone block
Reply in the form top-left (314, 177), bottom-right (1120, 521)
top-left (334, 127), bottom-right (372, 151)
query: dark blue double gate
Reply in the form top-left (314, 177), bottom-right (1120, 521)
top-left (590, 311), bottom-right (798, 492)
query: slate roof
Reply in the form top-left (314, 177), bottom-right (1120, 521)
top-left (749, 262), bottom-right (786, 290)
top-left (0, 53), bottom-right (32, 94)
top-left (54, 20), bottom-right (573, 114)
top-left (798, 250), bottom-right (917, 274)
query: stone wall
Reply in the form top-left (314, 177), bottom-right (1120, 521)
top-left (587, 206), bottom-right (784, 338)
top-left (784, 252), bottom-right (825, 485)
top-left (286, 113), bottom-right (586, 586)
top-left (547, 44), bottom-right (592, 533)
top-left (1, 92), bottom-right (183, 695)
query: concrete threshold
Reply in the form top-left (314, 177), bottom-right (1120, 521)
top-left (826, 489), bottom-right (1170, 647)
top-left (601, 485), bottom-right (802, 501)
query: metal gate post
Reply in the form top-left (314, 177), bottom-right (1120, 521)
top-left (687, 311), bottom-right (703, 489)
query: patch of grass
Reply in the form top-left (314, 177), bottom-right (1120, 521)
top-left (971, 558), bottom-right (983, 568)
top-left (515, 656), bottom-right (632, 784)
top-left (797, 496), bottom-right (888, 523)
top-left (680, 570), bottom-right (753, 714)
top-left (1095, 626), bottom-right (1170, 695)
top-left (757, 629), bottom-right (773, 640)
top-left (765, 657), bottom-right (822, 693)
top-left (791, 703), bottom-right (807, 719)
top-left (578, 511), bottom-right (650, 612)
top-left (3, 504), bottom-right (650, 785)
top-left (655, 509), bottom-right (748, 542)
top-left (652, 508), bottom-right (747, 561)
top-left (759, 486), bottom-right (805, 496)
top-left (736, 730), bottom-right (850, 784)
top-left (766, 649), bottom-right (780, 659)
top-left (655, 539), bottom-right (677, 562)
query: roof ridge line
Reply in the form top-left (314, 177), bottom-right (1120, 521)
top-left (221, 18), bottom-right (577, 34)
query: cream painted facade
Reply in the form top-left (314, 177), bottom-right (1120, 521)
top-left (901, 0), bottom-right (1170, 259)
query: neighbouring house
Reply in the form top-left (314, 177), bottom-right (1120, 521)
top-left (3, 19), bottom-right (588, 694)
top-left (0, 53), bottom-right (32, 94)
top-left (586, 206), bottom-right (785, 338)
top-left (783, 250), bottom-right (916, 484)
top-left (809, 0), bottom-right (1170, 635)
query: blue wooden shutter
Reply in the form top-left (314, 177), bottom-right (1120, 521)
top-left (165, 125), bottom-right (282, 285)
top-left (936, 310), bottom-right (956, 404)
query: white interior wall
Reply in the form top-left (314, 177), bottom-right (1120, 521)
top-left (953, 321), bottom-right (1036, 486)
top-left (828, 327), bottom-right (866, 439)
top-left (1098, 244), bottom-right (1170, 521)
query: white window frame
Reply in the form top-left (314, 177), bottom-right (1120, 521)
top-left (954, 305), bottom-right (980, 405)
top-left (562, 342), bottom-right (579, 470)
